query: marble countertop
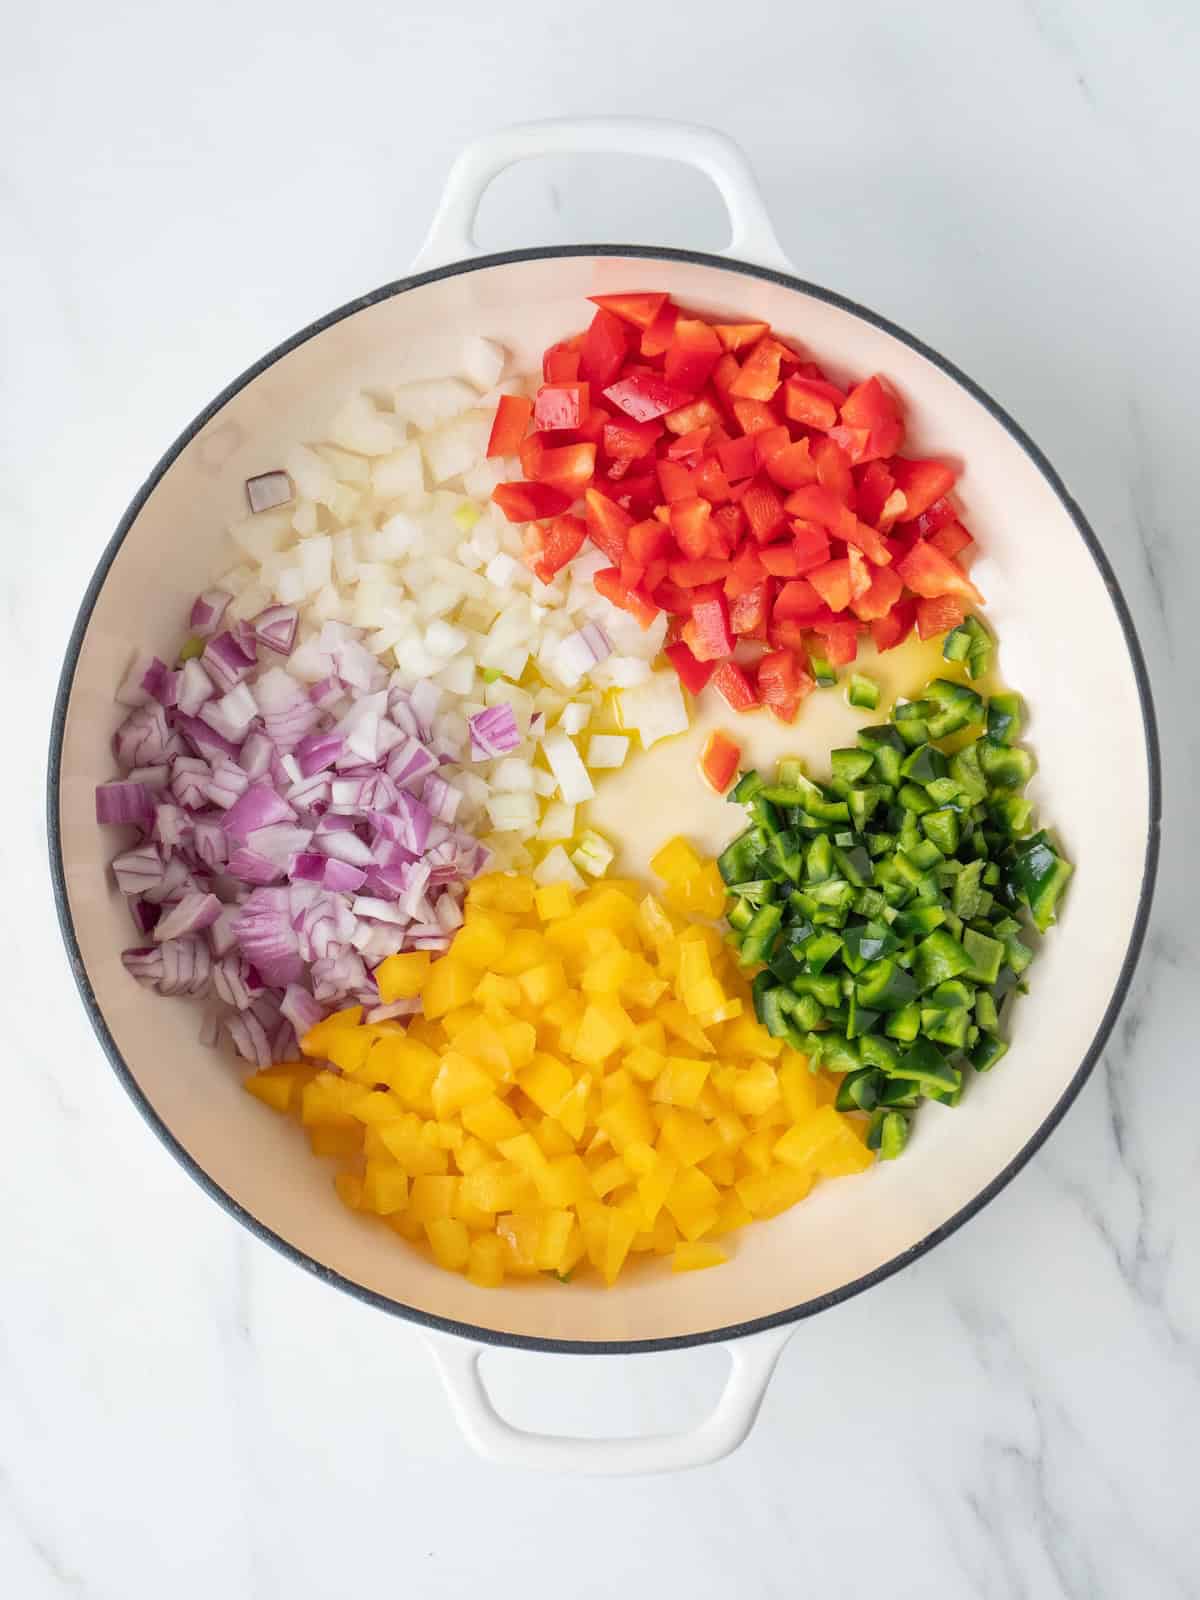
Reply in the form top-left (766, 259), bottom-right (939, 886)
top-left (5, 0), bottom-right (1197, 1594)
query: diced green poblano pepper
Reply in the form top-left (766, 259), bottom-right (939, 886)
top-left (970, 1034), bottom-right (1009, 1072)
top-left (730, 770), bottom-right (767, 804)
top-left (924, 678), bottom-right (985, 739)
top-left (978, 740), bottom-right (1037, 791)
top-left (986, 692), bottom-right (1023, 746)
top-left (837, 1068), bottom-right (882, 1111)
top-left (878, 1110), bottom-right (911, 1159)
top-left (809, 651), bottom-right (837, 687)
top-left (1011, 831), bottom-right (1074, 932)
top-left (944, 615), bottom-right (993, 680)
top-left (847, 673), bottom-right (880, 710)
top-left (911, 929), bottom-right (971, 991)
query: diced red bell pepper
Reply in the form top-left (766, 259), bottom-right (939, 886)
top-left (700, 729), bottom-right (742, 793)
top-left (603, 416), bottom-right (662, 463)
top-left (662, 395), bottom-right (724, 436)
top-left (808, 558), bottom-right (854, 613)
top-left (757, 649), bottom-right (814, 724)
top-left (731, 398), bottom-right (779, 435)
top-left (783, 375), bottom-right (845, 430)
top-left (847, 546), bottom-right (872, 603)
top-left (671, 496), bottom-right (714, 559)
top-left (730, 337), bottom-right (786, 401)
top-left (783, 483), bottom-right (854, 536)
top-left (667, 427), bottom-right (710, 461)
top-left (683, 591), bottom-right (735, 660)
top-left (653, 578), bottom-right (700, 615)
top-left (711, 503), bottom-right (747, 553)
top-left (753, 424), bottom-right (791, 467)
top-left (579, 308), bottom-right (630, 390)
top-left (811, 617), bottom-right (860, 666)
top-left (487, 393), bottom-right (533, 458)
top-left (773, 578), bottom-right (825, 622)
top-left (693, 455), bottom-right (731, 505)
top-left (812, 435), bottom-right (855, 505)
top-left (669, 557), bottom-right (730, 588)
top-left (854, 460), bottom-right (895, 526)
top-left (665, 639), bottom-right (715, 694)
top-left (717, 435), bottom-right (759, 483)
top-left (712, 353), bottom-right (742, 407)
top-left (588, 292), bottom-right (668, 331)
top-left (729, 582), bottom-right (769, 638)
top-left (613, 468), bottom-right (661, 518)
top-left (492, 481), bottom-right (575, 522)
top-left (723, 545), bottom-right (767, 598)
top-left (640, 298), bottom-right (679, 358)
top-left (741, 480), bottom-right (787, 543)
top-left (916, 594), bottom-right (968, 640)
top-left (765, 438), bottom-right (818, 491)
top-left (903, 496), bottom-right (959, 538)
top-left (665, 319), bottom-right (723, 392)
top-left (767, 617), bottom-right (809, 653)
top-left (711, 660), bottom-right (759, 712)
top-left (653, 459), bottom-right (694, 504)
top-left (842, 518), bottom-right (893, 567)
top-left (713, 322), bottom-right (770, 353)
top-left (871, 598), bottom-right (916, 652)
top-left (895, 539), bottom-right (983, 605)
top-left (827, 425), bottom-right (871, 462)
top-left (521, 513), bottom-right (587, 583)
top-left (839, 376), bottom-right (904, 462)
top-left (889, 459), bottom-right (959, 522)
top-left (850, 563), bottom-right (904, 621)
top-left (604, 370), bottom-right (694, 422)
top-left (534, 382), bottom-right (590, 431)
top-left (521, 436), bottom-right (596, 491)
top-left (584, 487), bottom-right (634, 563)
top-left (929, 520), bottom-right (973, 560)
top-left (790, 519), bottom-right (832, 573)
top-left (759, 544), bottom-right (803, 578)
top-left (627, 517), bottom-right (673, 568)
top-left (594, 567), bottom-right (659, 628)
top-left (543, 336), bottom-right (583, 382)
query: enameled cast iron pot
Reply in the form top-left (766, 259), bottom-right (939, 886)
top-left (48, 119), bottom-right (1161, 1474)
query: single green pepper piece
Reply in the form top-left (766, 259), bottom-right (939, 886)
top-left (895, 1036), bottom-right (960, 1092)
top-left (974, 989), bottom-right (1000, 1031)
top-left (837, 1068), bottom-right (882, 1111)
top-left (727, 897), bottom-right (756, 934)
top-left (740, 903), bottom-right (783, 964)
top-left (178, 635), bottom-right (205, 662)
top-left (717, 831), bottom-right (763, 886)
top-left (920, 1005), bottom-right (971, 1049)
top-left (898, 782), bottom-right (936, 816)
top-left (921, 808), bottom-right (960, 855)
top-left (730, 769), bottom-right (767, 804)
top-left (768, 830), bottom-right (806, 884)
top-left (759, 986), bottom-right (794, 1039)
top-left (948, 741), bottom-right (989, 804)
top-left (820, 1034), bottom-right (862, 1073)
top-left (841, 920), bottom-right (899, 972)
top-left (894, 700), bottom-right (934, 748)
top-left (857, 723), bottom-right (906, 786)
top-left (800, 930), bottom-right (844, 973)
top-left (859, 1033), bottom-right (901, 1075)
top-left (878, 1110), bottom-right (911, 1159)
top-left (901, 743), bottom-right (950, 785)
top-left (809, 651), bottom-right (837, 687)
top-left (791, 972), bottom-right (843, 1008)
top-left (734, 878), bottom-right (778, 905)
top-left (750, 970), bottom-right (775, 1024)
top-left (962, 926), bottom-right (1005, 984)
top-left (855, 957), bottom-right (918, 1011)
top-left (848, 786), bottom-right (885, 831)
top-left (884, 1001), bottom-right (922, 1042)
top-left (923, 678), bottom-right (985, 739)
top-left (911, 928), bottom-right (972, 991)
top-left (989, 795), bottom-right (1034, 837)
top-left (986, 692), bottom-right (1023, 746)
top-left (952, 859), bottom-right (985, 919)
top-left (805, 834), bottom-right (835, 883)
top-left (1011, 831), bottom-right (1073, 931)
top-left (789, 993), bottom-right (825, 1031)
top-left (971, 1034), bottom-right (1009, 1071)
top-left (877, 1075), bottom-right (919, 1107)
top-left (944, 615), bottom-right (993, 680)
top-left (893, 904), bottom-right (946, 939)
top-left (847, 673), bottom-right (880, 710)
top-left (831, 747), bottom-right (876, 785)
top-left (834, 844), bottom-right (873, 888)
top-left (979, 740), bottom-right (1037, 791)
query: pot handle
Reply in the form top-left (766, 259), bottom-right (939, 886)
top-left (428, 1323), bottom-right (794, 1476)
top-left (410, 117), bottom-right (793, 275)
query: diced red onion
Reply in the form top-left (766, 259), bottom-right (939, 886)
top-left (96, 781), bottom-right (153, 826)
top-left (177, 659), bottom-right (216, 717)
top-left (237, 730), bottom-right (275, 781)
top-left (192, 820), bottom-right (228, 868)
top-left (200, 683), bottom-right (258, 744)
top-left (245, 823), bottom-right (312, 869)
top-left (383, 734), bottom-right (439, 790)
top-left (153, 891), bottom-right (223, 942)
top-left (312, 829), bottom-right (374, 867)
top-left (140, 657), bottom-right (180, 708)
top-left (280, 984), bottom-right (325, 1037)
top-left (434, 892), bottom-right (465, 932)
top-left (130, 898), bottom-right (162, 936)
top-left (254, 604), bottom-right (299, 656)
top-left (422, 772), bottom-right (462, 823)
top-left (112, 843), bottom-right (163, 896)
top-left (175, 712), bottom-right (241, 762)
top-left (190, 590), bottom-right (231, 638)
top-left (334, 639), bottom-right (383, 693)
top-left (232, 889), bottom-right (303, 986)
top-left (153, 803), bottom-right (191, 850)
top-left (294, 732), bottom-right (343, 778)
top-left (309, 676), bottom-right (344, 712)
top-left (130, 764), bottom-right (170, 789)
top-left (202, 629), bottom-right (257, 692)
top-left (209, 904), bottom-right (241, 957)
top-left (224, 1010), bottom-right (272, 1066)
top-left (115, 651), bottom-right (159, 708)
top-left (227, 848), bottom-right (285, 885)
top-left (213, 952), bottom-right (260, 1009)
top-left (205, 757), bottom-right (250, 809)
top-left (143, 855), bottom-right (193, 906)
top-left (113, 704), bottom-right (171, 769)
top-left (222, 782), bottom-right (296, 841)
top-left (468, 704), bottom-right (520, 759)
top-left (409, 679), bottom-right (442, 739)
top-left (246, 471), bottom-right (292, 514)
top-left (253, 666), bottom-right (321, 751)
top-left (286, 772), bottom-right (332, 811)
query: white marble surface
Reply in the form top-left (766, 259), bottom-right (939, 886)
top-left (4, 0), bottom-right (1197, 1593)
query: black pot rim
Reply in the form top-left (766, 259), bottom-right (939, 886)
top-left (47, 244), bottom-right (1162, 1355)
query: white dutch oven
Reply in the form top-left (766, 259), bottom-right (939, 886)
top-left (49, 119), bottom-right (1161, 1474)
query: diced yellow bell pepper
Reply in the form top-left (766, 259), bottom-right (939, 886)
top-left (454, 1136), bottom-right (492, 1176)
top-left (496, 1212), bottom-right (542, 1276)
top-left (672, 1241), bottom-right (728, 1273)
top-left (534, 881), bottom-right (576, 921)
top-left (596, 1085), bottom-right (656, 1153)
top-left (570, 1002), bottom-right (624, 1066)
top-left (739, 1129), bottom-right (775, 1175)
top-left (299, 1005), bottom-right (363, 1058)
top-left (408, 1175), bottom-right (460, 1223)
top-left (243, 1069), bottom-right (294, 1113)
top-left (650, 835), bottom-right (703, 886)
top-left (475, 972), bottom-right (524, 1014)
top-left (425, 1217), bottom-right (470, 1272)
top-left (636, 1154), bottom-right (678, 1226)
top-left (422, 959), bottom-right (477, 1020)
top-left (659, 999), bottom-right (714, 1054)
top-left (700, 1150), bottom-right (737, 1187)
top-left (664, 1165), bottom-right (720, 1241)
top-left (553, 1073), bottom-right (591, 1141)
top-left (732, 1062), bottom-right (781, 1118)
top-left (467, 1233), bottom-right (506, 1287)
top-left (431, 1053), bottom-right (496, 1120)
top-left (780, 1052), bottom-right (819, 1122)
top-left (735, 1164), bottom-right (814, 1218)
top-left (589, 1154), bottom-right (629, 1199)
top-left (518, 960), bottom-right (568, 1007)
top-left (493, 928), bottom-right (551, 976)
top-left (773, 1106), bottom-right (847, 1173)
top-left (721, 1014), bottom-right (783, 1059)
top-left (363, 1160), bottom-right (409, 1215)
top-left (377, 1117), bottom-right (450, 1175)
top-left (657, 1107), bottom-right (719, 1167)
top-left (334, 1172), bottom-right (365, 1210)
top-left (517, 1054), bottom-right (573, 1116)
top-left (710, 1189), bottom-right (754, 1235)
top-left (375, 952), bottom-right (432, 1003)
top-left (650, 1057), bottom-right (710, 1109)
top-left (461, 1095), bottom-right (524, 1145)
top-left (468, 873), bottom-right (535, 914)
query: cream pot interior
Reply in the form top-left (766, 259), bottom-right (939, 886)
top-left (52, 249), bottom-right (1157, 1350)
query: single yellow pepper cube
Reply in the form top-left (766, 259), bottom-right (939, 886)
top-left (589, 1155), bottom-right (629, 1199)
top-left (711, 1189), bottom-right (755, 1236)
top-left (422, 959), bottom-right (477, 1020)
top-left (534, 881), bottom-right (576, 921)
top-left (664, 1165), bottom-right (720, 1241)
top-left (425, 1217), bottom-right (470, 1272)
top-left (493, 928), bottom-right (551, 976)
top-left (468, 873), bottom-right (536, 914)
top-left (454, 1136), bottom-right (493, 1177)
top-left (624, 1044), bottom-right (666, 1084)
top-left (349, 1088), bottom-right (407, 1126)
top-left (773, 1106), bottom-right (847, 1173)
top-left (518, 960), bottom-right (568, 1008)
top-left (622, 966), bottom-right (669, 1010)
top-left (377, 1117), bottom-right (450, 1175)
top-left (650, 1057), bottom-right (711, 1109)
top-left (657, 1107), bottom-right (719, 1168)
top-left (334, 1172), bottom-right (365, 1211)
top-left (539, 1154), bottom-right (590, 1209)
top-left (387, 1208), bottom-right (425, 1242)
top-left (408, 1175), bottom-right (460, 1223)
top-left (817, 1126), bottom-right (875, 1178)
top-left (739, 1130), bottom-right (775, 1175)
top-left (732, 1063), bottom-right (781, 1118)
top-left (780, 1054), bottom-right (819, 1122)
top-left (431, 1053), bottom-right (496, 1120)
top-left (630, 1019), bottom-right (668, 1053)
top-left (672, 1240), bottom-right (729, 1273)
top-left (722, 1014), bottom-right (783, 1059)
top-left (596, 1085), bottom-right (656, 1153)
top-left (461, 1095), bottom-right (524, 1146)
top-left (496, 1213), bottom-right (542, 1276)
top-left (581, 947), bottom-right (636, 994)
top-left (498, 1019), bottom-right (537, 1073)
top-left (549, 1074), bottom-right (589, 1142)
top-left (659, 1000), bottom-right (715, 1054)
top-left (299, 1005), bottom-right (363, 1058)
top-left (698, 997), bottom-right (743, 1026)
top-left (700, 1150), bottom-right (737, 1188)
top-left (322, 1027), bottom-right (374, 1077)
top-left (243, 1070), bottom-right (294, 1113)
top-left (677, 938), bottom-right (711, 993)
top-left (557, 1219), bottom-right (587, 1278)
top-left (650, 835), bottom-right (702, 886)
top-left (475, 972), bottom-right (524, 1014)
top-left (735, 1164), bottom-right (813, 1218)
top-left (636, 1155), bottom-right (678, 1226)
top-left (362, 1161), bottom-right (409, 1215)
top-left (534, 1210), bottom-right (576, 1272)
top-left (570, 1002), bottom-right (625, 1066)
top-left (459, 1161), bottom-right (528, 1215)
top-left (467, 1234), bottom-right (506, 1288)
top-left (375, 952), bottom-right (432, 1003)
top-left (600, 1199), bottom-right (642, 1285)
